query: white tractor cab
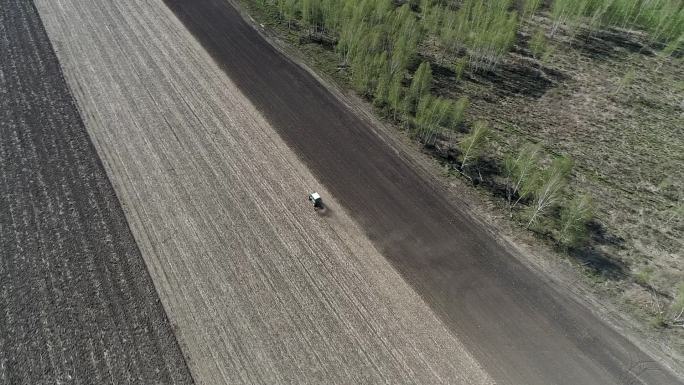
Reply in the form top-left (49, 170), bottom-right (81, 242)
top-left (308, 192), bottom-right (323, 209)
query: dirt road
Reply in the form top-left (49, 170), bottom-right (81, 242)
top-left (0, 1), bottom-right (193, 384)
top-left (33, 0), bottom-right (493, 383)
top-left (157, 0), bottom-right (683, 384)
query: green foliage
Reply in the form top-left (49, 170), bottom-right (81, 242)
top-left (271, 0), bottom-right (455, 145)
top-left (453, 56), bottom-right (467, 80)
top-left (421, 0), bottom-right (443, 36)
top-left (660, 32), bottom-right (683, 58)
top-left (405, 61), bottom-right (433, 114)
top-left (651, 310), bottom-right (668, 328)
top-left (541, 42), bottom-right (556, 64)
top-left (551, 0), bottom-right (591, 34)
top-left (273, 0), bottom-right (682, 80)
top-left (334, 0), bottom-right (421, 113)
top-left (390, 34), bottom-right (419, 74)
top-left (350, 40), bottom-right (373, 93)
top-left (374, 63), bottom-right (392, 106)
top-left (440, 0), bottom-right (518, 71)
top-left (635, 266), bottom-right (654, 286)
top-left (604, 0), bottom-right (684, 43)
top-left (549, 0), bottom-right (684, 43)
top-left (504, 146), bottom-right (589, 244)
top-left (301, 0), bottom-right (322, 29)
top-left (522, 0), bottom-right (543, 19)
top-left (414, 95), bottom-right (468, 143)
top-left (334, 1), bottom-right (417, 97)
top-left (614, 67), bottom-right (636, 94)
top-left (450, 96), bottom-right (469, 128)
top-left (458, 121), bottom-right (491, 169)
top-left (387, 72), bottom-right (405, 120)
top-left (527, 156), bottom-right (573, 228)
top-left (529, 28), bottom-right (548, 60)
top-left (279, 0), bottom-right (299, 28)
top-left (320, 0), bottom-right (343, 31)
top-left (415, 95), bottom-right (452, 143)
top-left (558, 194), bottom-right (593, 247)
top-left (391, 4), bottom-right (419, 41)
top-left (504, 143), bottom-right (542, 210)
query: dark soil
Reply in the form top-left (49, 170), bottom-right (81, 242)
top-left (160, 0), bottom-right (682, 383)
top-left (571, 28), bottom-right (654, 60)
top-left (0, 1), bottom-right (193, 383)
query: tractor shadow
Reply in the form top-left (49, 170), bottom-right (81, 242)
top-left (315, 203), bottom-right (334, 217)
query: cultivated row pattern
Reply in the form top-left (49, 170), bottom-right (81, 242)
top-left (0, 1), bottom-right (193, 383)
top-left (33, 0), bottom-right (493, 383)
top-left (158, 0), bottom-right (682, 384)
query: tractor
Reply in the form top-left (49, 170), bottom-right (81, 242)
top-left (308, 192), bottom-right (323, 210)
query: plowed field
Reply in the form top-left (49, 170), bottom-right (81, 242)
top-left (158, 0), bottom-right (683, 384)
top-left (32, 0), bottom-right (493, 384)
top-left (0, 1), bottom-right (193, 384)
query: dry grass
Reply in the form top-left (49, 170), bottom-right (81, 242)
top-left (429, 15), bottom-right (683, 346)
top-left (240, 1), bottom-right (684, 356)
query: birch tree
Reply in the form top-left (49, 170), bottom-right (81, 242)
top-left (301, 0), bottom-right (322, 32)
top-left (374, 65), bottom-right (392, 106)
top-left (453, 56), bottom-right (467, 80)
top-left (529, 28), bottom-right (547, 60)
top-left (415, 95), bottom-right (453, 144)
top-left (527, 156), bottom-right (573, 228)
top-left (387, 72), bottom-right (404, 120)
top-left (458, 121), bottom-right (490, 170)
top-left (405, 61), bottom-right (432, 115)
top-left (558, 194), bottom-right (593, 247)
top-left (450, 96), bottom-right (469, 128)
top-left (279, 0), bottom-right (299, 29)
top-left (504, 143), bottom-right (541, 211)
top-left (522, 0), bottom-right (542, 19)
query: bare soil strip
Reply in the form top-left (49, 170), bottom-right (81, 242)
top-left (0, 1), bottom-right (193, 384)
top-left (33, 0), bottom-right (494, 384)
top-left (156, 0), bottom-right (683, 384)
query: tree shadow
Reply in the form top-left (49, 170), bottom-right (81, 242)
top-left (428, 62), bottom-right (470, 98)
top-left (430, 137), bottom-right (460, 163)
top-left (468, 60), bottom-right (566, 98)
top-left (566, 245), bottom-right (629, 281)
top-left (424, 139), bottom-right (630, 283)
top-left (429, 57), bottom-right (566, 99)
top-left (587, 220), bottom-right (626, 248)
top-left (428, 143), bottom-right (513, 200)
top-left (570, 28), bottom-right (654, 60)
top-left (298, 29), bottom-right (337, 50)
top-left (429, 60), bottom-right (457, 79)
top-left (468, 157), bottom-right (509, 197)
top-left (562, 220), bottom-right (629, 281)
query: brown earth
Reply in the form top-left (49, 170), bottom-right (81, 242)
top-left (33, 0), bottom-right (494, 383)
top-left (158, 0), bottom-right (683, 384)
top-left (234, 1), bottom-right (684, 372)
top-left (0, 1), bottom-right (193, 383)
